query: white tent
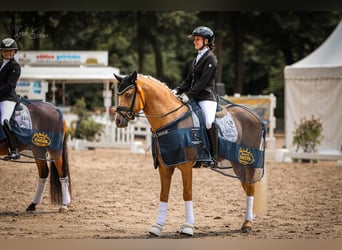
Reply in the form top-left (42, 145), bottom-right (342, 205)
top-left (284, 20), bottom-right (342, 154)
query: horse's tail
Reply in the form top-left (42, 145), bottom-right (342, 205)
top-left (253, 163), bottom-right (267, 215)
top-left (50, 122), bottom-right (71, 205)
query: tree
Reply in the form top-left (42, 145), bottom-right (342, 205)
top-left (2, 11), bottom-right (341, 120)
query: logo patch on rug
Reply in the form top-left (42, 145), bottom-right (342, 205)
top-left (238, 147), bottom-right (255, 165)
top-left (32, 132), bottom-right (51, 147)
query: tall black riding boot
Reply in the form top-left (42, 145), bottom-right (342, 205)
top-left (207, 123), bottom-right (218, 168)
top-left (3, 120), bottom-right (20, 160)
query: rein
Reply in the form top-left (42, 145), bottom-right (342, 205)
top-left (135, 103), bottom-right (185, 119)
top-left (116, 79), bottom-right (185, 120)
top-left (0, 152), bottom-right (55, 163)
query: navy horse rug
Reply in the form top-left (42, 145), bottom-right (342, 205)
top-left (0, 97), bottom-right (64, 152)
top-left (151, 99), bottom-right (266, 181)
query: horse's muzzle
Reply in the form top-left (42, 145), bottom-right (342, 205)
top-left (115, 113), bottom-right (128, 128)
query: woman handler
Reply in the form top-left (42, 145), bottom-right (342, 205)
top-left (0, 37), bottom-right (21, 160)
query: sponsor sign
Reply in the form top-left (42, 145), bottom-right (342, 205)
top-left (15, 50), bottom-right (108, 66)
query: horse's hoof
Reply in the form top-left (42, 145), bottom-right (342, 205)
top-left (59, 205), bottom-right (68, 213)
top-left (180, 223), bottom-right (194, 236)
top-left (149, 223), bottom-right (163, 237)
top-left (26, 203), bottom-right (36, 212)
top-left (241, 220), bottom-right (252, 233)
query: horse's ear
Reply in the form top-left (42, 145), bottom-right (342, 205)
top-left (131, 71), bottom-right (137, 82)
top-left (128, 71), bottom-right (138, 84)
top-left (113, 73), bottom-right (123, 82)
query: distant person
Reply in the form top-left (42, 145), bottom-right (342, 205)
top-left (0, 37), bottom-right (21, 160)
top-left (172, 26), bottom-right (218, 168)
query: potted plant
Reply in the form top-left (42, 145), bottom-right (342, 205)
top-left (66, 97), bottom-right (104, 149)
top-left (292, 115), bottom-right (324, 163)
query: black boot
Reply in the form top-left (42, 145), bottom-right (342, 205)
top-left (192, 161), bottom-right (202, 168)
top-left (3, 120), bottom-right (20, 160)
top-left (207, 123), bottom-right (218, 168)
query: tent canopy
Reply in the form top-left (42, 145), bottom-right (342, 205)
top-left (289, 20), bottom-right (342, 68)
top-left (284, 20), bottom-right (342, 154)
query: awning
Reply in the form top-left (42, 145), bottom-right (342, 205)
top-left (19, 65), bottom-right (120, 83)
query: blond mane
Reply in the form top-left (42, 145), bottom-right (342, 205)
top-left (138, 74), bottom-right (171, 90)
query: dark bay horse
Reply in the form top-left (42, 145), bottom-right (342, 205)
top-left (0, 97), bottom-right (71, 212)
top-left (114, 71), bottom-right (267, 236)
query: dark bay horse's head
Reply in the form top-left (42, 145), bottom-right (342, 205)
top-left (113, 71), bottom-right (139, 128)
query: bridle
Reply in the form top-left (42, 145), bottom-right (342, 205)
top-left (115, 80), bottom-right (185, 121)
top-left (115, 83), bottom-right (141, 121)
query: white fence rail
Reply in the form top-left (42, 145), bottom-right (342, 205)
top-left (65, 113), bottom-right (151, 152)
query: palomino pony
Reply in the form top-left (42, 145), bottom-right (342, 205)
top-left (0, 97), bottom-right (71, 212)
top-left (114, 71), bottom-right (267, 236)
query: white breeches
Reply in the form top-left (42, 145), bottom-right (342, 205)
top-left (198, 100), bottom-right (217, 129)
top-left (0, 100), bottom-right (16, 125)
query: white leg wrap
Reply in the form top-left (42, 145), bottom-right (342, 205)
top-left (32, 178), bottom-right (48, 204)
top-left (185, 200), bottom-right (195, 225)
top-left (156, 201), bottom-right (168, 226)
top-left (59, 177), bottom-right (71, 206)
top-left (245, 196), bottom-right (254, 221)
top-left (150, 202), bottom-right (168, 237)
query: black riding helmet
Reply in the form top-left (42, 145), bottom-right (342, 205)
top-left (0, 38), bottom-right (18, 51)
top-left (190, 26), bottom-right (215, 46)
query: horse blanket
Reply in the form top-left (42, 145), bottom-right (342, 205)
top-left (0, 97), bottom-right (64, 151)
top-left (151, 99), bottom-right (266, 170)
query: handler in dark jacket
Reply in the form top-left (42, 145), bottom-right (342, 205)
top-left (0, 37), bottom-right (21, 160)
top-left (172, 26), bottom-right (218, 168)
